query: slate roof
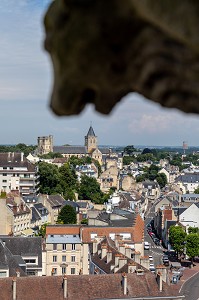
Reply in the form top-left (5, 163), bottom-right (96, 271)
top-left (34, 203), bottom-right (49, 216)
top-left (0, 153), bottom-right (35, 172)
top-left (0, 240), bottom-right (26, 277)
top-left (96, 209), bottom-right (136, 227)
top-left (53, 146), bottom-right (87, 154)
top-left (31, 207), bottom-right (41, 222)
top-left (47, 195), bottom-right (66, 207)
top-left (1, 237), bottom-right (42, 268)
top-left (86, 126), bottom-right (96, 137)
top-left (77, 201), bottom-right (88, 208)
top-left (0, 273), bottom-right (179, 300)
top-left (143, 181), bottom-right (159, 188)
top-left (99, 147), bottom-right (110, 154)
top-left (23, 195), bottom-right (38, 204)
top-left (175, 173), bottom-right (199, 183)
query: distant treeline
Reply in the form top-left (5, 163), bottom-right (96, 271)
top-left (0, 143), bottom-right (37, 156)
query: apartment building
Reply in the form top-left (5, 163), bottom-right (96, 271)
top-left (0, 152), bottom-right (39, 196)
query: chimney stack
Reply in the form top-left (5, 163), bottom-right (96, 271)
top-left (122, 273), bottom-right (128, 295)
top-left (21, 152), bottom-right (24, 162)
top-left (12, 277), bottom-right (17, 300)
top-left (16, 270), bottom-right (20, 277)
top-left (63, 275), bottom-right (67, 299)
top-left (107, 251), bottom-right (112, 263)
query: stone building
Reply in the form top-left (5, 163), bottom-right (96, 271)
top-left (37, 135), bottom-right (53, 155)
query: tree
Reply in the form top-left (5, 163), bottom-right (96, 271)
top-left (169, 225), bottom-right (187, 257)
top-left (156, 173), bottom-right (167, 188)
top-left (57, 204), bottom-right (77, 224)
top-left (123, 145), bottom-right (136, 155)
top-left (81, 218), bottom-right (88, 225)
top-left (186, 233), bottom-right (199, 263)
top-left (38, 161), bottom-right (61, 194)
top-left (37, 223), bottom-right (50, 238)
top-left (78, 175), bottom-right (104, 204)
top-left (194, 187), bottom-right (199, 194)
top-left (142, 148), bottom-right (152, 154)
top-left (188, 227), bottom-right (199, 234)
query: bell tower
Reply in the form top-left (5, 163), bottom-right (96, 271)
top-left (85, 125), bottom-right (97, 153)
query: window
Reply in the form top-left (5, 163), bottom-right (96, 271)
top-left (52, 268), bottom-right (57, 275)
top-left (53, 255), bottom-right (57, 262)
top-left (53, 244), bottom-right (57, 251)
top-left (71, 268), bottom-right (75, 275)
top-left (71, 256), bottom-right (75, 262)
top-left (62, 243), bottom-right (67, 251)
top-left (62, 255), bottom-right (66, 262)
top-left (3, 167), bottom-right (7, 170)
top-left (3, 174), bottom-right (7, 176)
top-left (2, 180), bottom-right (7, 183)
top-left (72, 244), bottom-right (76, 251)
top-left (24, 259), bottom-right (36, 264)
top-left (62, 267), bottom-right (66, 274)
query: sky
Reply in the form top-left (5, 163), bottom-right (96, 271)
top-left (1, 1), bottom-right (199, 147)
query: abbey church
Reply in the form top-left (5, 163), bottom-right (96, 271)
top-left (37, 126), bottom-right (110, 165)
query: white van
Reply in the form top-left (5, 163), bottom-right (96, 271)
top-left (144, 241), bottom-right (150, 250)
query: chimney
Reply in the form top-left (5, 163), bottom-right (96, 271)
top-left (156, 265), bottom-right (167, 283)
top-left (21, 152), bottom-right (24, 162)
top-left (134, 251), bottom-right (141, 263)
top-left (63, 275), bottom-right (67, 299)
top-left (92, 240), bottom-right (98, 254)
top-left (119, 257), bottom-right (127, 269)
top-left (127, 262), bottom-right (137, 273)
top-left (119, 244), bottom-right (125, 255)
top-left (107, 251), bottom-right (112, 263)
top-left (156, 272), bottom-right (163, 292)
top-left (115, 253), bottom-right (121, 266)
top-left (125, 246), bottom-right (132, 258)
top-left (101, 244), bottom-right (107, 259)
top-left (12, 277), bottom-right (17, 300)
top-left (122, 273), bottom-right (128, 295)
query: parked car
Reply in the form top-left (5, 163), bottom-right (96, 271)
top-left (148, 255), bottom-right (153, 262)
top-left (144, 241), bottom-right (150, 250)
top-left (149, 263), bottom-right (156, 273)
top-left (153, 238), bottom-right (160, 245)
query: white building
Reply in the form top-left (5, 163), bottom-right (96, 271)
top-left (0, 152), bottom-right (39, 196)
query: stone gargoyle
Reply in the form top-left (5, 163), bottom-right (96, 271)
top-left (44, 0), bottom-right (199, 116)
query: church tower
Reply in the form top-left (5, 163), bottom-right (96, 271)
top-left (85, 125), bottom-right (97, 153)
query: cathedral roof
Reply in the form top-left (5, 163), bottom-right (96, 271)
top-left (86, 126), bottom-right (96, 137)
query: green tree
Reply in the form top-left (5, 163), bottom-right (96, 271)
top-left (169, 225), bottom-right (187, 257)
top-left (142, 148), bottom-right (152, 154)
top-left (194, 187), bottom-right (199, 194)
top-left (57, 204), bottom-right (77, 224)
top-left (81, 218), bottom-right (88, 225)
top-left (78, 175), bottom-right (104, 204)
top-left (39, 152), bottom-right (63, 159)
top-left (123, 156), bottom-right (135, 165)
top-left (59, 163), bottom-right (78, 193)
top-left (156, 173), bottom-right (167, 188)
top-left (37, 222), bottom-right (50, 238)
top-left (188, 227), bottom-right (199, 234)
top-left (38, 161), bottom-right (61, 194)
top-left (186, 233), bottom-right (199, 263)
top-left (124, 145), bottom-right (136, 155)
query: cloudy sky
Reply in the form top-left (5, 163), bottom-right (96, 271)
top-left (0, 1), bottom-right (199, 147)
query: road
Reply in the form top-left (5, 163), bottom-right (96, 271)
top-left (180, 272), bottom-right (199, 300)
top-left (144, 200), bottom-right (164, 267)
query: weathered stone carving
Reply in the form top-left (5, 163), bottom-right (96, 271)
top-left (44, 0), bottom-right (199, 116)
